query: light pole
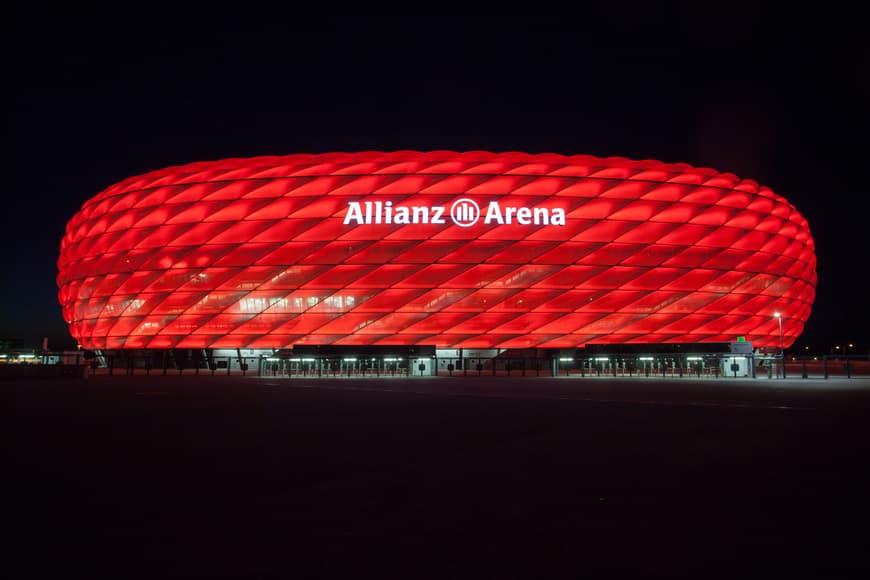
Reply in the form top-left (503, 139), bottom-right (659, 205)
top-left (773, 312), bottom-right (783, 355)
top-left (846, 343), bottom-right (854, 378)
top-left (774, 312), bottom-right (783, 378)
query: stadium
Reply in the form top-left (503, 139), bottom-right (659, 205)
top-left (57, 151), bottom-right (816, 376)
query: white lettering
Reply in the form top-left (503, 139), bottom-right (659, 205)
top-left (394, 206), bottom-right (410, 224)
top-left (344, 200), bottom-right (564, 227)
top-left (484, 201), bottom-right (504, 224)
top-left (344, 201), bottom-right (364, 225)
top-left (517, 207), bottom-right (532, 225)
top-left (412, 206), bottom-right (430, 223)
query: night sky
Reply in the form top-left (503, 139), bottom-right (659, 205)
top-left (6, 4), bottom-right (868, 352)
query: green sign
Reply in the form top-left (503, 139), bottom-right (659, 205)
top-left (736, 336), bottom-right (746, 342)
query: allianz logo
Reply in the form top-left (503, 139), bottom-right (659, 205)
top-left (343, 198), bottom-right (566, 227)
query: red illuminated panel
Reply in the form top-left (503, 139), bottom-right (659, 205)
top-left (57, 151), bottom-right (817, 350)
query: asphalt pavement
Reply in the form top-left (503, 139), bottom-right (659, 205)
top-left (8, 375), bottom-right (870, 578)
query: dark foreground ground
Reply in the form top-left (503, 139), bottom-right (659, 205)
top-left (7, 375), bottom-right (870, 579)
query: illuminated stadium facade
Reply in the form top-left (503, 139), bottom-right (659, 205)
top-left (57, 151), bottom-right (816, 366)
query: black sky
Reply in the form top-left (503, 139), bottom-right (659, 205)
top-left (5, 3), bottom-right (869, 352)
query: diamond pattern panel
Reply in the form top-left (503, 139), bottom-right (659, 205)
top-left (58, 151), bottom-right (817, 350)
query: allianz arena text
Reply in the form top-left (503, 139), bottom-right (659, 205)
top-left (57, 151), bottom-right (817, 351)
